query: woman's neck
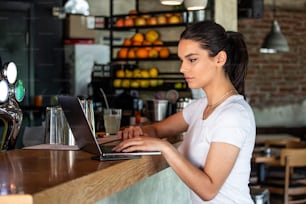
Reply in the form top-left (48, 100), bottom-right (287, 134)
top-left (203, 87), bottom-right (238, 120)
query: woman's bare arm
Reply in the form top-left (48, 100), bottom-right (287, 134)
top-left (113, 135), bottom-right (240, 201)
top-left (120, 111), bottom-right (188, 139)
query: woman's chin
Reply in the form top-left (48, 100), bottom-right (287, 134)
top-left (188, 84), bottom-right (200, 89)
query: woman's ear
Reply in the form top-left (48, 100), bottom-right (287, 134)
top-left (216, 51), bottom-right (227, 65)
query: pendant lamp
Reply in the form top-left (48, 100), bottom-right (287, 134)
top-left (160, 0), bottom-right (183, 6)
top-left (184, 0), bottom-right (208, 10)
top-left (260, 0), bottom-right (289, 53)
top-left (64, 0), bottom-right (90, 16)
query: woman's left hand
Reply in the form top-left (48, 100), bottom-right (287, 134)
top-left (112, 136), bottom-right (167, 153)
top-left (118, 126), bottom-right (146, 140)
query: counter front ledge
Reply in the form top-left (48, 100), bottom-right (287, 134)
top-left (0, 148), bottom-right (169, 204)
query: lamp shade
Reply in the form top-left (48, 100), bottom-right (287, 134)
top-left (260, 20), bottom-right (289, 53)
top-left (184, 0), bottom-right (208, 10)
top-left (2, 62), bottom-right (17, 84)
top-left (64, 0), bottom-right (90, 16)
top-left (160, 0), bottom-right (183, 5)
top-left (0, 80), bottom-right (9, 103)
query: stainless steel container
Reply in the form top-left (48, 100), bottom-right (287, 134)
top-left (176, 98), bottom-right (195, 112)
top-left (147, 99), bottom-right (168, 121)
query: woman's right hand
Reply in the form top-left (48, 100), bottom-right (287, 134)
top-left (118, 126), bottom-right (146, 140)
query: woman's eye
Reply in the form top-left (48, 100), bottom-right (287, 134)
top-left (189, 58), bottom-right (197, 63)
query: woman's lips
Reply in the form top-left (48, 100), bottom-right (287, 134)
top-left (184, 76), bottom-right (193, 82)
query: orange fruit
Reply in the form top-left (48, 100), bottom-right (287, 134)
top-left (115, 18), bottom-right (125, 27)
top-left (145, 30), bottom-right (160, 43)
top-left (157, 15), bottom-right (167, 24)
top-left (164, 13), bottom-right (173, 18)
top-left (117, 48), bottom-right (128, 58)
top-left (136, 48), bottom-right (149, 58)
top-left (142, 41), bottom-right (152, 51)
top-left (134, 17), bottom-right (146, 26)
top-left (142, 40), bottom-right (152, 46)
top-left (123, 38), bottom-right (132, 46)
top-left (132, 32), bottom-right (145, 43)
top-left (116, 69), bottom-right (125, 78)
top-left (127, 49), bottom-right (136, 58)
top-left (147, 16), bottom-right (158, 25)
top-left (153, 40), bottom-right (164, 51)
top-left (132, 41), bottom-right (142, 46)
top-left (128, 10), bottom-right (138, 19)
top-left (141, 14), bottom-right (151, 19)
top-left (124, 17), bottom-right (134, 27)
top-left (168, 15), bottom-right (181, 24)
top-left (159, 47), bottom-right (170, 58)
top-left (148, 49), bottom-right (159, 58)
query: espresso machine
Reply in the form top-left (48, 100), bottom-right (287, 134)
top-left (0, 61), bottom-right (25, 151)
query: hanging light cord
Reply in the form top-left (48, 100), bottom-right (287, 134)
top-left (272, 0), bottom-right (276, 20)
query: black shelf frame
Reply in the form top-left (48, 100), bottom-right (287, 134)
top-left (109, 22), bottom-right (188, 30)
top-left (112, 54), bottom-right (179, 62)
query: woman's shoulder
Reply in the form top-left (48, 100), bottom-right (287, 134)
top-left (181, 97), bottom-right (207, 109)
top-left (182, 97), bottom-right (206, 121)
top-left (217, 95), bottom-right (255, 123)
top-left (224, 95), bottom-right (250, 111)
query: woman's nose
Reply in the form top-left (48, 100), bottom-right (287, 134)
top-left (179, 63), bottom-right (186, 74)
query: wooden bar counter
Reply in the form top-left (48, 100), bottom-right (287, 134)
top-left (0, 148), bottom-right (168, 204)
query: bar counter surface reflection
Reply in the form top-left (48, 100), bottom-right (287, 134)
top-left (0, 146), bottom-right (170, 203)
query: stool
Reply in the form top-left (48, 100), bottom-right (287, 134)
top-left (250, 187), bottom-right (270, 204)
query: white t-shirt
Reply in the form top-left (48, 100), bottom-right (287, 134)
top-left (178, 95), bottom-right (255, 204)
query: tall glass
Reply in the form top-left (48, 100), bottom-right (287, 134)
top-left (45, 106), bottom-right (65, 144)
top-left (103, 109), bottom-right (122, 136)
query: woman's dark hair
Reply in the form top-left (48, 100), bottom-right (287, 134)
top-left (180, 20), bottom-right (248, 97)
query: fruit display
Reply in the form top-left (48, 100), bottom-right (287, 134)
top-left (114, 10), bottom-right (183, 28)
top-left (105, 7), bottom-right (188, 92)
top-left (113, 66), bottom-right (163, 89)
top-left (116, 30), bottom-right (170, 59)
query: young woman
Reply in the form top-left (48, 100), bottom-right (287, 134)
top-left (113, 21), bottom-right (256, 204)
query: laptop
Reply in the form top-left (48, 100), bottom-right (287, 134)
top-left (58, 95), bottom-right (161, 161)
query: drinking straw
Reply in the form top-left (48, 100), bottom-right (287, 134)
top-left (99, 88), bottom-right (110, 109)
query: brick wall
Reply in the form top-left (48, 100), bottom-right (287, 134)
top-left (238, 6), bottom-right (306, 108)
